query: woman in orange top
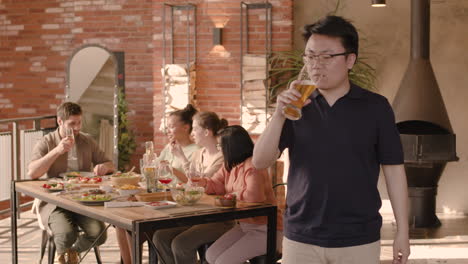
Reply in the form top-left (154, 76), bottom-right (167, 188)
top-left (199, 125), bottom-right (283, 264)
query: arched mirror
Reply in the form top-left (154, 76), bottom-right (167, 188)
top-left (66, 44), bottom-right (119, 167)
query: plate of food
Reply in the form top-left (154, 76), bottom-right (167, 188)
top-left (111, 171), bottom-right (141, 187)
top-left (73, 189), bottom-right (113, 206)
top-left (42, 182), bottom-right (65, 192)
top-left (144, 201), bottom-right (177, 210)
top-left (117, 184), bottom-right (142, 196)
top-left (76, 176), bottom-right (103, 184)
top-left (60, 171), bottom-right (95, 180)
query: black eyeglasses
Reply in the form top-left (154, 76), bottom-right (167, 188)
top-left (302, 52), bottom-right (351, 65)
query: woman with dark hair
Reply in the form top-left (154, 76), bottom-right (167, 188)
top-left (199, 125), bottom-right (283, 264)
top-left (152, 112), bottom-right (235, 264)
top-left (158, 104), bottom-right (201, 183)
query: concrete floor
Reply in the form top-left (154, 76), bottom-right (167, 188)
top-left (2, 208), bottom-right (468, 264)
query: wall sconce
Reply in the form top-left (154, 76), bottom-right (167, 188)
top-left (371, 0), bottom-right (386, 7)
top-left (213, 27), bottom-right (223, 45)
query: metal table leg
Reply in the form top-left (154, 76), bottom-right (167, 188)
top-left (266, 206), bottom-right (277, 263)
top-left (11, 180), bottom-right (18, 264)
top-left (132, 222), bottom-right (142, 264)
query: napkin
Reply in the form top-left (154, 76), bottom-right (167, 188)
top-left (104, 201), bottom-right (146, 208)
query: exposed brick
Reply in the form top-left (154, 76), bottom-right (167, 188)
top-left (42, 24), bottom-right (60, 29)
top-left (102, 5), bottom-right (122, 11)
top-left (45, 8), bottom-right (64, 13)
top-left (46, 77), bottom-right (63, 83)
top-left (15, 46), bottom-right (32, 51)
top-left (75, 1), bottom-right (92, 6)
top-left (71, 28), bottom-right (83, 33)
top-left (1, 0), bottom-right (293, 167)
top-left (0, 104), bottom-right (14, 109)
top-left (18, 108), bottom-right (36, 114)
top-left (7, 25), bottom-right (24, 30)
top-left (153, 33), bottom-right (163, 40)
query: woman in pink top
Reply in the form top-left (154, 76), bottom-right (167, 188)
top-left (199, 125), bottom-right (283, 264)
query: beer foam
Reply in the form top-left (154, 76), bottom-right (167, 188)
top-left (299, 80), bottom-right (316, 85)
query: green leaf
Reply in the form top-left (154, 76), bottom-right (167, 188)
top-left (117, 86), bottom-right (137, 171)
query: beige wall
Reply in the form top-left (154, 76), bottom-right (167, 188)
top-left (295, 0), bottom-right (468, 213)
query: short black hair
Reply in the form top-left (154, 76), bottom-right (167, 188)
top-left (169, 104), bottom-right (198, 132)
top-left (302, 15), bottom-right (359, 58)
top-left (57, 102), bottom-right (82, 121)
top-left (218, 125), bottom-right (254, 172)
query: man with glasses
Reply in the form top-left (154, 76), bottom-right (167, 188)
top-left (28, 102), bottom-right (114, 264)
top-left (253, 16), bottom-right (410, 264)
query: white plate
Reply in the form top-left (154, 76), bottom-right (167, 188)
top-left (42, 182), bottom-right (65, 192)
top-left (76, 198), bottom-right (113, 206)
top-left (59, 171), bottom-right (95, 179)
top-left (144, 201), bottom-right (177, 210)
top-left (42, 187), bottom-right (64, 192)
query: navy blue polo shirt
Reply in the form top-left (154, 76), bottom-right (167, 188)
top-left (279, 83), bottom-right (404, 247)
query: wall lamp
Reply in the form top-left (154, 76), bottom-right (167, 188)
top-left (371, 0), bottom-right (386, 7)
top-left (213, 27), bottom-right (223, 45)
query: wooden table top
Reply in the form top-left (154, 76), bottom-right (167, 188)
top-left (15, 180), bottom-right (271, 230)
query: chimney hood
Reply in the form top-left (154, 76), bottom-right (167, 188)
top-left (392, 0), bottom-right (457, 228)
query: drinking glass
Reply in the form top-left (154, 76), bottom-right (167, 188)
top-left (65, 127), bottom-right (77, 160)
top-left (145, 141), bottom-right (154, 155)
top-left (139, 158), bottom-right (144, 174)
top-left (187, 161), bottom-right (204, 186)
top-left (282, 65), bottom-right (318, 120)
top-left (143, 165), bottom-right (156, 193)
top-left (157, 163), bottom-right (173, 201)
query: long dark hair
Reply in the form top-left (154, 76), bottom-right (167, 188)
top-left (169, 104), bottom-right (197, 132)
top-left (194, 112), bottom-right (228, 136)
top-left (218, 125), bottom-right (254, 172)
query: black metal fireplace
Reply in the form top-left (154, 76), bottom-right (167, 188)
top-left (392, 0), bottom-right (458, 228)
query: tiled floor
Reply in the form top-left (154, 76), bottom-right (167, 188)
top-left (1, 209), bottom-right (468, 263)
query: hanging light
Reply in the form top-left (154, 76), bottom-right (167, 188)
top-left (371, 0), bottom-right (386, 7)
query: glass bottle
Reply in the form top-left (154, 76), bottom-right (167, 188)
top-left (143, 141), bottom-right (157, 193)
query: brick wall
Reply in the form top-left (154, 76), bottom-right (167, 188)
top-left (0, 0), bottom-right (293, 168)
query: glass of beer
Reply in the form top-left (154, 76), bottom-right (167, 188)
top-left (282, 66), bottom-right (317, 120)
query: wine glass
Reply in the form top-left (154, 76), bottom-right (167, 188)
top-left (65, 127), bottom-right (77, 160)
top-left (157, 163), bottom-right (173, 201)
top-left (187, 161), bottom-right (204, 186)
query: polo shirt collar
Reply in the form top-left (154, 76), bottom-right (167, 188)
top-left (311, 82), bottom-right (364, 100)
top-left (346, 82), bottom-right (365, 99)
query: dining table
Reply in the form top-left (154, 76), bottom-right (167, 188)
top-left (10, 179), bottom-right (278, 264)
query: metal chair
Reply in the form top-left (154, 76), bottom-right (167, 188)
top-left (247, 182), bottom-right (287, 264)
top-left (38, 229), bottom-right (102, 264)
